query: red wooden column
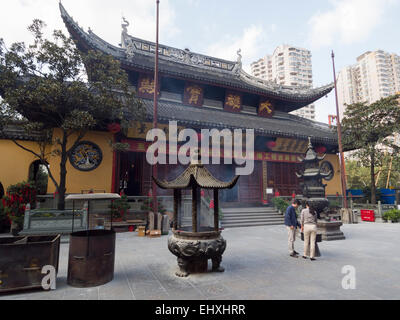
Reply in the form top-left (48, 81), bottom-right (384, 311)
top-left (214, 189), bottom-right (219, 231)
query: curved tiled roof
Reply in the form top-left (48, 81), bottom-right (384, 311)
top-left (139, 98), bottom-right (338, 145)
top-left (59, 3), bottom-right (334, 111)
top-left (153, 163), bottom-right (239, 190)
top-left (0, 124), bottom-right (46, 141)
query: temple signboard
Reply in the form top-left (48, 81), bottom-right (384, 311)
top-left (183, 82), bottom-right (204, 107)
top-left (224, 91), bottom-right (242, 112)
top-left (270, 138), bottom-right (308, 154)
top-left (137, 74), bottom-right (159, 99)
top-left (258, 99), bottom-right (274, 118)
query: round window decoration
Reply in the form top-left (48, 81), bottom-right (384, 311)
top-left (320, 161), bottom-right (334, 181)
top-left (69, 141), bottom-right (103, 172)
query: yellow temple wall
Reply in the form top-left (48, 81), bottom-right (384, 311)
top-left (0, 139), bottom-right (45, 191)
top-left (324, 154), bottom-right (343, 196)
top-left (0, 129), bottom-right (114, 195)
top-left (46, 129), bottom-right (114, 194)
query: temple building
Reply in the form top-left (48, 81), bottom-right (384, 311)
top-left (0, 3), bottom-right (342, 205)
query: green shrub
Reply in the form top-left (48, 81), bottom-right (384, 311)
top-left (272, 198), bottom-right (290, 214)
top-left (329, 200), bottom-right (341, 209)
top-left (383, 209), bottom-right (400, 222)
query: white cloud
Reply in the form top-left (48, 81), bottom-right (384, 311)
top-left (308, 0), bottom-right (398, 48)
top-left (205, 25), bottom-right (267, 72)
top-left (0, 0), bottom-right (179, 48)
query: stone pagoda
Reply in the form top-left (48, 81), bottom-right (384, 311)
top-left (296, 138), bottom-right (345, 241)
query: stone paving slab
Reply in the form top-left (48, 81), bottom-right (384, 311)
top-left (0, 222), bottom-right (399, 300)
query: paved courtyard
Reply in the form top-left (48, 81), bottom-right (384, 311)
top-left (1, 222), bottom-right (399, 300)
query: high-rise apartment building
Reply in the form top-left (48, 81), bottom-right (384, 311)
top-left (337, 50), bottom-right (400, 119)
top-left (251, 45), bottom-right (315, 120)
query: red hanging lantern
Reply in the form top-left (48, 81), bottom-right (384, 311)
top-left (107, 123), bottom-right (121, 134)
top-left (209, 199), bottom-right (215, 209)
top-left (201, 190), bottom-right (205, 197)
top-left (315, 145), bottom-right (327, 154)
top-left (266, 141), bottom-right (277, 149)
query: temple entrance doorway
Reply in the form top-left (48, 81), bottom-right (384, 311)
top-left (120, 153), bottom-right (144, 196)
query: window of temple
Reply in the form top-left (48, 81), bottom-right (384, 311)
top-left (160, 76), bottom-right (185, 95)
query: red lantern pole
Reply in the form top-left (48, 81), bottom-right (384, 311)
top-left (332, 51), bottom-right (348, 209)
top-left (152, 0), bottom-right (160, 215)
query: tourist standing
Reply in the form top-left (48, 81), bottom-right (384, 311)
top-left (301, 202), bottom-right (318, 261)
top-left (284, 199), bottom-right (301, 258)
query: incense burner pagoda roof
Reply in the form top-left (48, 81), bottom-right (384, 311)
top-left (153, 163), bottom-right (239, 190)
top-left (138, 98), bottom-right (338, 146)
top-left (60, 3), bottom-right (334, 112)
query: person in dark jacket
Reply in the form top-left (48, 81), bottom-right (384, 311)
top-left (284, 199), bottom-right (301, 258)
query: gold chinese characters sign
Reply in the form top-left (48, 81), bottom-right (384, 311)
top-left (183, 83), bottom-right (204, 107)
top-left (270, 138), bottom-right (308, 154)
top-left (224, 91), bottom-right (242, 112)
top-left (127, 121), bottom-right (185, 140)
top-left (137, 74), bottom-right (159, 99)
top-left (258, 99), bottom-right (274, 118)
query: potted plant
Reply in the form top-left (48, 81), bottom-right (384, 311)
top-left (109, 195), bottom-right (131, 222)
top-left (383, 209), bottom-right (400, 223)
top-left (272, 197), bottom-right (290, 215)
top-left (382, 211), bottom-right (389, 223)
top-left (140, 197), bottom-right (166, 215)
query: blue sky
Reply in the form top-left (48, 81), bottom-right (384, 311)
top-left (1, 0), bottom-right (400, 123)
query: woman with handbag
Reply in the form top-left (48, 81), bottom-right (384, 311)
top-left (301, 202), bottom-right (318, 261)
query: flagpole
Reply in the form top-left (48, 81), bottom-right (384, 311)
top-left (152, 0), bottom-right (160, 215)
top-left (331, 51), bottom-right (348, 209)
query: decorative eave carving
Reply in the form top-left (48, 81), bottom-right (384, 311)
top-left (122, 34), bottom-right (238, 73)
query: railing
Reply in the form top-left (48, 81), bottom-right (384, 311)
top-left (126, 196), bottom-right (174, 212)
top-left (21, 203), bottom-right (88, 236)
top-left (350, 200), bottom-right (398, 222)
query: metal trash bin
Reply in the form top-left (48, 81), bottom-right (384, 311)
top-left (67, 230), bottom-right (115, 288)
top-left (65, 193), bottom-right (120, 288)
top-left (0, 235), bottom-right (61, 293)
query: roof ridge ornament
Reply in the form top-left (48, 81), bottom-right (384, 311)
top-left (122, 17), bottom-right (130, 36)
top-left (237, 49), bottom-right (242, 66)
top-left (232, 49), bottom-right (243, 75)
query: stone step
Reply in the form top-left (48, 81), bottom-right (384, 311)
top-left (221, 205), bottom-right (284, 228)
top-left (222, 221), bottom-right (285, 228)
top-left (223, 217), bottom-right (284, 224)
top-left (223, 212), bottom-right (282, 218)
top-left (223, 215), bottom-right (284, 221)
top-left (222, 207), bottom-right (277, 213)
